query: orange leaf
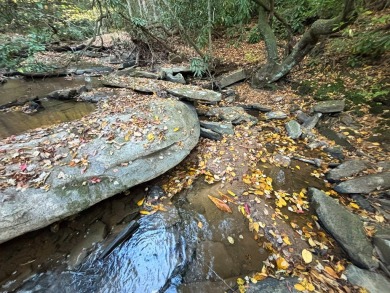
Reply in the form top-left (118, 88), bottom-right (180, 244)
top-left (208, 195), bottom-right (232, 213)
top-left (324, 266), bottom-right (339, 279)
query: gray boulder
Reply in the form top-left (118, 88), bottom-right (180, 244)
top-left (265, 111), bottom-right (287, 120)
top-left (373, 234), bottom-right (390, 268)
top-left (199, 121), bottom-right (234, 136)
top-left (240, 103), bottom-right (272, 112)
top-left (218, 69), bottom-right (247, 89)
top-left (313, 100), bottom-right (345, 113)
top-left (165, 72), bottom-right (186, 84)
top-left (0, 99), bottom-right (200, 244)
top-left (327, 160), bottom-right (368, 182)
top-left (167, 86), bottom-right (222, 103)
top-left (345, 264), bottom-right (390, 293)
top-left (302, 113), bottom-right (322, 131)
top-left (206, 106), bottom-right (258, 125)
top-left (285, 120), bottom-right (302, 139)
top-left (200, 127), bottom-right (222, 141)
top-left (334, 172), bottom-right (390, 194)
top-left (309, 188), bottom-right (378, 269)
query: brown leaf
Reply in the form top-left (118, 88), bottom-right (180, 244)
top-left (324, 266), bottom-right (339, 279)
top-left (208, 195), bottom-right (232, 213)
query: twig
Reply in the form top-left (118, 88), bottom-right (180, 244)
top-left (205, 264), bottom-right (236, 292)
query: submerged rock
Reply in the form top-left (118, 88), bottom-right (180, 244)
top-left (334, 172), bottom-right (390, 194)
top-left (309, 188), bottom-right (378, 269)
top-left (326, 160), bottom-right (368, 182)
top-left (0, 99), bottom-right (200, 244)
top-left (345, 264), bottom-right (390, 293)
top-left (313, 100), bottom-right (345, 113)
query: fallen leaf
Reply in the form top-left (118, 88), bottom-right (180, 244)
top-left (137, 198), bottom-right (145, 206)
top-left (324, 266), bottom-right (339, 279)
top-left (140, 210), bottom-right (150, 215)
top-left (227, 236), bottom-right (235, 244)
top-left (302, 249), bottom-right (313, 264)
top-left (208, 195), bottom-right (232, 213)
top-left (276, 257), bottom-right (289, 270)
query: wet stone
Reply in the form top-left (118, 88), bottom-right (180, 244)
top-left (326, 160), bottom-right (368, 182)
top-left (345, 264), bottom-right (390, 293)
top-left (285, 120), bottom-right (302, 139)
top-left (334, 172), bottom-right (390, 194)
top-left (313, 99), bottom-right (345, 113)
top-left (67, 220), bottom-right (107, 269)
top-left (265, 111), bottom-right (287, 120)
top-left (240, 103), bottom-right (272, 112)
top-left (247, 277), bottom-right (299, 293)
top-left (309, 188), bottom-right (378, 269)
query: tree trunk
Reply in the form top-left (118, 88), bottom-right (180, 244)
top-left (252, 0), bottom-right (358, 88)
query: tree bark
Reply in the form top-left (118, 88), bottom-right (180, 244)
top-left (252, 0), bottom-right (358, 87)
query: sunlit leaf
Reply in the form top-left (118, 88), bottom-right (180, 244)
top-left (302, 249), bottom-right (313, 264)
top-left (208, 195), bottom-right (232, 213)
top-left (276, 257), bottom-right (289, 270)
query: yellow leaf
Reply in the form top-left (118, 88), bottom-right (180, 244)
top-left (140, 210), bottom-right (150, 215)
top-left (227, 190), bottom-right (236, 196)
top-left (198, 221), bottom-right (203, 229)
top-left (173, 127), bottom-right (180, 132)
top-left (276, 257), bottom-right (289, 270)
top-left (275, 197), bottom-right (287, 208)
top-left (208, 195), bottom-right (232, 213)
top-left (137, 198), bottom-right (145, 206)
top-left (294, 284), bottom-right (306, 291)
top-left (349, 202), bottom-right (360, 209)
top-left (295, 165), bottom-right (300, 170)
top-left (283, 236), bottom-right (291, 245)
top-left (124, 131), bottom-right (132, 141)
top-left (237, 278), bottom-right (245, 285)
top-left (302, 249), bottom-right (313, 264)
top-left (147, 133), bottom-right (155, 141)
top-left (308, 238), bottom-right (316, 247)
top-left (307, 282), bottom-right (315, 291)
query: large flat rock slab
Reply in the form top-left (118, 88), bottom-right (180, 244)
top-left (167, 86), bottom-right (221, 103)
top-left (309, 188), bottom-right (378, 269)
top-left (326, 160), bottom-right (368, 182)
top-left (334, 172), bottom-right (390, 194)
top-left (0, 99), bottom-right (200, 244)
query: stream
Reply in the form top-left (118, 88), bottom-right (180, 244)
top-left (0, 75), bottom-right (332, 293)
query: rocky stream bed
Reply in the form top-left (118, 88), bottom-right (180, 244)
top-left (0, 61), bottom-right (389, 293)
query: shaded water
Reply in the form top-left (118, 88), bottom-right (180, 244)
top-left (0, 78), bottom-right (97, 138)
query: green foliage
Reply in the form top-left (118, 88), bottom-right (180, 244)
top-left (330, 11), bottom-right (390, 62)
top-left (0, 34), bottom-right (46, 69)
top-left (247, 27), bottom-right (262, 44)
top-left (190, 57), bottom-right (208, 77)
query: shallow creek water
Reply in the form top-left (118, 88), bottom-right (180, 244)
top-left (0, 77), bottom-right (97, 138)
